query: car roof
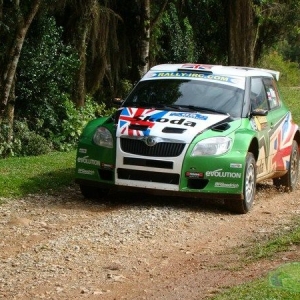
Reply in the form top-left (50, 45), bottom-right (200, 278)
top-left (148, 63), bottom-right (280, 81)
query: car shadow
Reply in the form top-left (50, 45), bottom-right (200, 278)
top-left (74, 188), bottom-right (231, 215)
top-left (19, 169), bottom-right (277, 216)
top-left (73, 181), bottom-right (278, 215)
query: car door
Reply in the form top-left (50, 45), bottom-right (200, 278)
top-left (249, 77), bottom-right (272, 179)
top-left (263, 77), bottom-right (294, 175)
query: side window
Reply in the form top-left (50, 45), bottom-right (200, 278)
top-left (263, 78), bottom-right (280, 110)
top-left (250, 78), bottom-right (268, 110)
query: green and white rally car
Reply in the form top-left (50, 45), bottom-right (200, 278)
top-left (75, 64), bottom-right (300, 213)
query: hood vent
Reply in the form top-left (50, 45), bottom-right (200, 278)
top-left (162, 127), bottom-right (187, 134)
top-left (212, 122), bottom-right (230, 132)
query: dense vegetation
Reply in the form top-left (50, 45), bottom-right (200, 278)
top-left (0, 0), bottom-right (300, 158)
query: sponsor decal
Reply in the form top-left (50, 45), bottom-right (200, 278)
top-left (230, 163), bottom-right (242, 169)
top-left (215, 182), bottom-right (239, 188)
top-left (79, 148), bottom-right (87, 154)
top-left (153, 72), bottom-right (236, 83)
top-left (251, 116), bottom-right (268, 132)
top-left (151, 72), bottom-right (240, 85)
top-left (101, 162), bottom-right (114, 170)
top-left (181, 64), bottom-right (214, 70)
top-left (78, 169), bottom-right (95, 175)
top-left (77, 156), bottom-right (101, 167)
top-left (250, 118), bottom-right (258, 131)
top-left (206, 169), bottom-right (242, 178)
top-left (169, 112), bottom-right (208, 121)
top-left (185, 171), bottom-right (204, 178)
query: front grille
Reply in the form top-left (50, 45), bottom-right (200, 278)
top-left (120, 138), bottom-right (185, 157)
top-left (124, 157), bottom-right (173, 169)
top-left (117, 168), bottom-right (180, 185)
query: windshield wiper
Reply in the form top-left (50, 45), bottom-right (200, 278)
top-left (125, 102), bottom-right (182, 110)
top-left (180, 105), bottom-right (229, 115)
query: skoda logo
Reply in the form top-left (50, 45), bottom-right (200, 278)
top-left (144, 136), bottom-right (157, 147)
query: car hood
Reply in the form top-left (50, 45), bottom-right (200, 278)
top-left (116, 107), bottom-right (231, 143)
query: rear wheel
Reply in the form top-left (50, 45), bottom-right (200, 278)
top-left (79, 184), bottom-right (110, 199)
top-left (225, 152), bottom-right (256, 214)
top-left (273, 140), bottom-right (299, 192)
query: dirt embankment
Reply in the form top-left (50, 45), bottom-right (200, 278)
top-left (0, 182), bottom-right (299, 299)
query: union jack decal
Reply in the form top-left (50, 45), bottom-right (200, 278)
top-left (272, 114), bottom-right (295, 171)
top-left (119, 107), bottom-right (168, 137)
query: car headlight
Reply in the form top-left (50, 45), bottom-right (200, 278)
top-left (93, 127), bottom-right (113, 148)
top-left (191, 137), bottom-right (232, 156)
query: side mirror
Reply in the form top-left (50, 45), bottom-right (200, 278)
top-left (251, 109), bottom-right (268, 117)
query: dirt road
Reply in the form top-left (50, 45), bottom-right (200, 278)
top-left (0, 182), bottom-right (299, 299)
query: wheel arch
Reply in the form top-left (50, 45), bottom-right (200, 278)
top-left (248, 138), bottom-right (259, 161)
top-left (294, 129), bottom-right (300, 149)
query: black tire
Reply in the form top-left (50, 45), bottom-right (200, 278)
top-left (225, 152), bottom-right (256, 214)
top-left (79, 184), bottom-right (110, 199)
top-left (273, 140), bottom-right (299, 192)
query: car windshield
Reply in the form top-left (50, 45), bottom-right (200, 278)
top-left (123, 79), bottom-right (245, 118)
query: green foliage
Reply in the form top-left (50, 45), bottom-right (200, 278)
top-left (280, 87), bottom-right (300, 125)
top-left (13, 121), bottom-right (52, 156)
top-left (0, 151), bottom-right (76, 198)
top-left (53, 97), bottom-right (116, 151)
top-left (0, 122), bottom-right (21, 158)
top-left (277, 38), bottom-right (300, 65)
top-left (258, 51), bottom-right (300, 86)
top-left (119, 79), bottom-right (134, 98)
top-left (157, 3), bottom-right (198, 63)
top-left (151, 0), bottom-right (227, 65)
top-left (15, 16), bottom-right (79, 138)
top-left (0, 120), bottom-right (52, 158)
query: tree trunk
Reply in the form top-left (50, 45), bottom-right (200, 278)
top-left (225, 0), bottom-right (257, 66)
top-left (73, 19), bottom-right (89, 108)
top-left (6, 78), bottom-right (16, 144)
top-left (72, 0), bottom-right (98, 108)
top-left (0, 0), bottom-right (42, 120)
top-left (138, 0), bottom-right (151, 77)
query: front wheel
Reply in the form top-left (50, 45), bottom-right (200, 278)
top-left (273, 140), bottom-right (299, 192)
top-left (225, 152), bottom-right (256, 214)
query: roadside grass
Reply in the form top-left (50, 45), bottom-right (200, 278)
top-left (0, 150), bottom-right (76, 199)
top-left (212, 278), bottom-right (300, 300)
top-left (212, 218), bottom-right (300, 300)
top-left (247, 219), bottom-right (300, 261)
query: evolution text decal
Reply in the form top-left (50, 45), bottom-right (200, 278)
top-left (77, 156), bottom-right (101, 167)
top-left (206, 169), bottom-right (242, 179)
